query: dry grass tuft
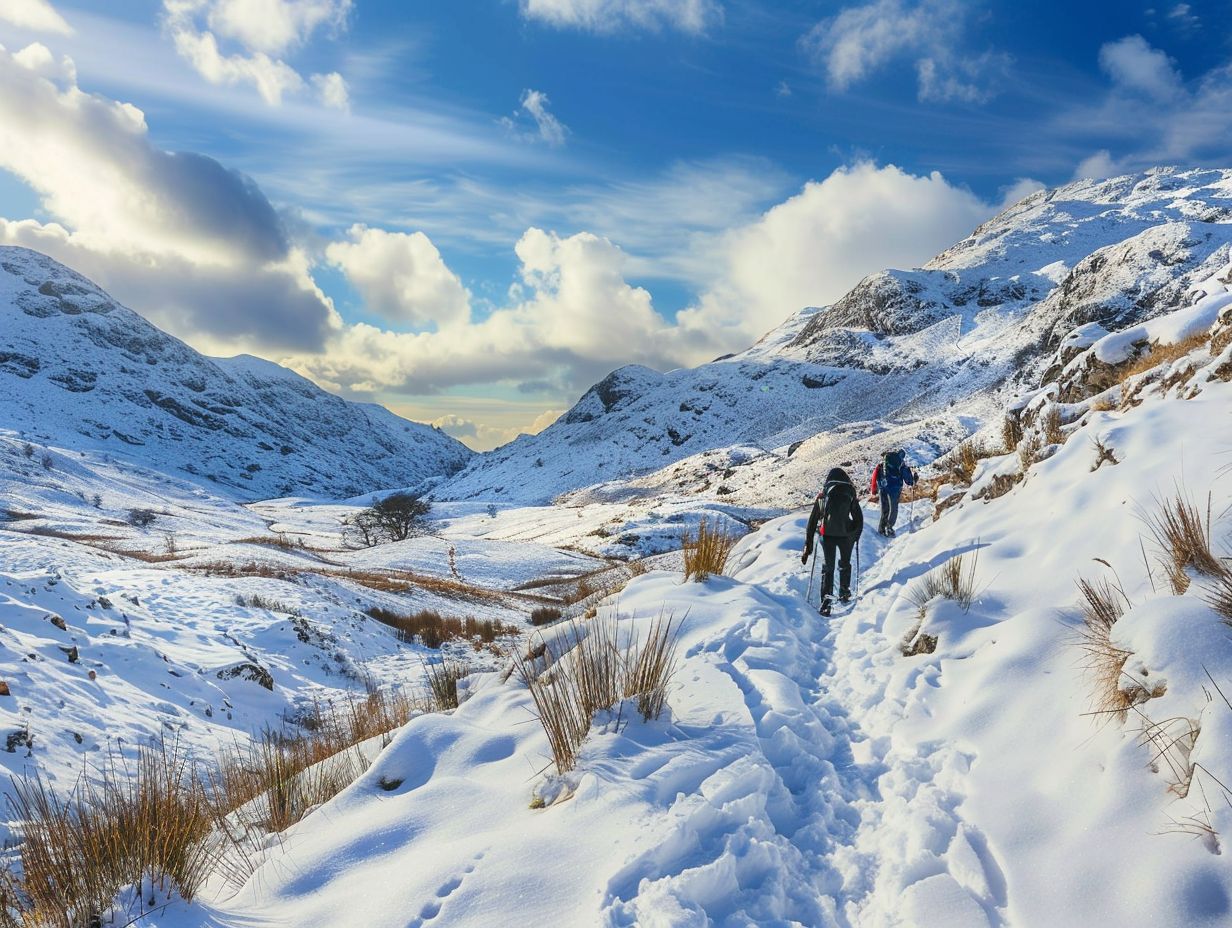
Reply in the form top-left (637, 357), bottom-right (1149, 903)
top-left (1000, 415), bottom-right (1024, 453)
top-left (1041, 404), bottom-right (1065, 445)
top-left (1090, 436), bottom-right (1119, 471)
top-left (682, 519), bottom-right (736, 582)
top-left (367, 606), bottom-right (520, 649)
top-left (529, 606), bottom-right (563, 626)
top-left (908, 550), bottom-right (981, 613)
top-left (1118, 331), bottom-right (1210, 383)
top-left (8, 742), bottom-right (217, 926)
top-left (516, 612), bottom-right (682, 773)
top-left (423, 661), bottom-right (471, 710)
top-left (938, 439), bottom-right (982, 486)
top-left (1017, 431), bottom-right (1044, 471)
top-left (1142, 490), bottom-right (1224, 594)
top-left (1075, 574), bottom-right (1146, 720)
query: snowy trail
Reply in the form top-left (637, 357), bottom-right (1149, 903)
top-left (170, 506), bottom-right (1001, 928)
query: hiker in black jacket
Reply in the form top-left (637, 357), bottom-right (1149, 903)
top-left (802, 467), bottom-right (864, 616)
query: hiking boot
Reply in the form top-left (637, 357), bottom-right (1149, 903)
top-left (819, 597), bottom-right (832, 617)
top-left (839, 590), bottom-right (851, 604)
top-left (886, 527), bottom-right (896, 537)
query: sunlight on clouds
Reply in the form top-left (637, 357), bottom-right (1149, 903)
top-left (162, 0), bottom-right (352, 107)
top-left (0, 0), bottom-right (72, 35)
top-left (326, 225), bottom-right (472, 329)
top-left (520, 0), bottom-right (721, 34)
top-left (0, 43), bottom-right (335, 349)
top-left (427, 408), bottom-right (563, 451)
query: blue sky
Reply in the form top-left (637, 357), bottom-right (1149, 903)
top-left (0, 0), bottom-right (1228, 448)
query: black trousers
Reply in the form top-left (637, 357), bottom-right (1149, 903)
top-left (821, 534), bottom-right (856, 598)
top-left (879, 488), bottom-right (901, 532)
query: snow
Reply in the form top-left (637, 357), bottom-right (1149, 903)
top-left (4, 168), bottom-right (1232, 926)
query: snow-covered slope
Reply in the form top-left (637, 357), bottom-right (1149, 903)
top-left (0, 247), bottom-right (472, 501)
top-left (438, 167), bottom-right (1232, 506)
top-left (170, 295), bottom-right (1232, 927)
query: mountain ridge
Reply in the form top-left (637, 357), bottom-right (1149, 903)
top-left (0, 246), bottom-right (473, 501)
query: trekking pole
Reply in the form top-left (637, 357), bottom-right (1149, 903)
top-left (807, 549), bottom-right (818, 607)
top-left (855, 537), bottom-right (861, 597)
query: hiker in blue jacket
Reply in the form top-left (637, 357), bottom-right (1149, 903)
top-left (869, 449), bottom-right (915, 537)
top-left (802, 467), bottom-right (864, 616)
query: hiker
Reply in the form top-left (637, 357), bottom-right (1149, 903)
top-left (802, 467), bottom-right (864, 616)
top-left (869, 448), bottom-right (916, 537)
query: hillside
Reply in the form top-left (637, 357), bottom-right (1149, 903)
top-left (125, 290), bottom-right (1232, 927)
top-left (437, 167), bottom-right (1232, 506)
top-left (0, 247), bottom-right (472, 501)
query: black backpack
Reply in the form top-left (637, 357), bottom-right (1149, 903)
top-left (820, 479), bottom-right (856, 537)
top-left (883, 450), bottom-right (904, 481)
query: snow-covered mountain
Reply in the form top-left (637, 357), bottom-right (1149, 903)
top-left (0, 247), bottom-right (472, 501)
top-left (438, 167), bottom-right (1232, 505)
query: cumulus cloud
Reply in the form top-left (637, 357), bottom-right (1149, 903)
top-left (326, 225), bottom-right (471, 330)
top-left (0, 43), bottom-right (334, 350)
top-left (162, 0), bottom-right (351, 107)
top-left (519, 0), bottom-right (721, 34)
top-left (0, 0), bottom-right (71, 34)
top-left (681, 161), bottom-right (993, 338)
top-left (286, 162), bottom-right (997, 406)
top-left (802, 0), bottom-right (1008, 103)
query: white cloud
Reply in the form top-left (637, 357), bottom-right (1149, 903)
top-left (519, 0), bottom-right (721, 34)
top-left (289, 162), bottom-right (998, 405)
top-left (1073, 149), bottom-right (1120, 181)
top-left (326, 225), bottom-right (471, 330)
top-left (429, 409), bottom-right (562, 451)
top-left (501, 89), bottom-right (569, 146)
top-left (204, 0), bottom-right (350, 55)
top-left (0, 0), bottom-right (72, 34)
top-left (998, 176), bottom-right (1046, 208)
top-left (1064, 36), bottom-right (1232, 178)
top-left (802, 0), bottom-right (1008, 104)
top-left (0, 43), bottom-right (334, 350)
top-left (162, 0), bottom-right (351, 107)
top-left (1098, 35), bottom-right (1182, 101)
top-left (311, 70), bottom-right (349, 109)
top-left (1166, 3), bottom-right (1199, 32)
top-left (522, 90), bottom-right (567, 146)
top-left (681, 161), bottom-right (993, 339)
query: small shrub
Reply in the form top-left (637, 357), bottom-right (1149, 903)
top-left (530, 606), bottom-right (563, 626)
top-left (1000, 415), bottom-right (1024, 453)
top-left (20, 443), bottom-right (34, 460)
top-left (623, 612), bottom-right (681, 722)
top-left (1017, 431), bottom-right (1043, 471)
top-left (682, 519), bottom-right (736, 582)
top-left (91, 493), bottom-right (102, 509)
top-left (39, 452), bottom-right (54, 471)
top-left (1142, 490), bottom-right (1223, 594)
top-left (126, 507), bottom-right (158, 528)
top-left (1041, 405), bottom-right (1065, 445)
top-left (1090, 436), bottom-right (1119, 471)
top-left (367, 607), bottom-right (519, 648)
